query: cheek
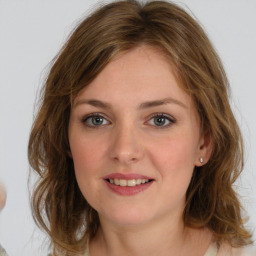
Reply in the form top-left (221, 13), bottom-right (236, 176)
top-left (148, 134), bottom-right (198, 180)
top-left (69, 135), bottom-right (107, 198)
top-left (70, 134), bottom-right (106, 173)
top-left (70, 139), bottom-right (105, 207)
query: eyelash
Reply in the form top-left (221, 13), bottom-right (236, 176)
top-left (82, 113), bottom-right (110, 128)
top-left (146, 113), bottom-right (176, 128)
top-left (81, 112), bottom-right (175, 128)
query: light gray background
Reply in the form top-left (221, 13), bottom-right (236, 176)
top-left (0, 1), bottom-right (255, 255)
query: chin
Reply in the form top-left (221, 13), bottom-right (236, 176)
top-left (101, 206), bottom-right (153, 227)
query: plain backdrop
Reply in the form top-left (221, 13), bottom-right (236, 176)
top-left (0, 1), bottom-right (256, 255)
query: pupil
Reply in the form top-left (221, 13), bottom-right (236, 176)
top-left (93, 117), bottom-right (103, 125)
top-left (154, 117), bottom-right (165, 126)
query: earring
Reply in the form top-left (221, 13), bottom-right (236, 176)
top-left (199, 157), bottom-right (204, 164)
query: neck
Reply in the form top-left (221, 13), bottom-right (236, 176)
top-left (90, 213), bottom-right (212, 256)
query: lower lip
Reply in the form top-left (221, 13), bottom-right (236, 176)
top-left (104, 180), bottom-right (153, 196)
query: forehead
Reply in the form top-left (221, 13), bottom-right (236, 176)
top-left (74, 45), bottom-right (192, 107)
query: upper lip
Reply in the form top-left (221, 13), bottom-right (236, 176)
top-left (103, 173), bottom-right (154, 180)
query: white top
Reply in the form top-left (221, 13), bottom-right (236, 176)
top-left (83, 242), bottom-right (256, 256)
top-left (216, 242), bottom-right (256, 256)
top-left (204, 242), bottom-right (218, 256)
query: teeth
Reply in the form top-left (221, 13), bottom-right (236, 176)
top-left (120, 180), bottom-right (127, 186)
top-left (136, 179), bottom-right (142, 185)
top-left (114, 178), bottom-right (120, 185)
top-left (127, 180), bottom-right (136, 187)
top-left (108, 178), bottom-right (150, 186)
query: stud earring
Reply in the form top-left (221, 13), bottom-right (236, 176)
top-left (199, 157), bottom-right (204, 164)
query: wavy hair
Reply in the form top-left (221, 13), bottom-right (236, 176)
top-left (28, 0), bottom-right (252, 254)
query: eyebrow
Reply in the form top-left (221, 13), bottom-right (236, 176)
top-left (74, 99), bottom-right (112, 109)
top-left (74, 98), bottom-right (187, 109)
top-left (139, 98), bottom-right (187, 109)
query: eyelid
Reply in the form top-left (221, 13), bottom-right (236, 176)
top-left (81, 112), bottom-right (106, 121)
top-left (81, 112), bottom-right (175, 128)
top-left (146, 112), bottom-right (176, 127)
top-left (82, 112), bottom-right (111, 127)
top-left (147, 112), bottom-right (175, 121)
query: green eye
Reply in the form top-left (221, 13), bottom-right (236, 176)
top-left (82, 114), bottom-right (109, 127)
top-left (154, 117), bottom-right (168, 126)
top-left (91, 117), bottom-right (105, 126)
top-left (148, 114), bottom-right (175, 127)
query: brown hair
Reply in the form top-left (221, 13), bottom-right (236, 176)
top-left (28, 0), bottom-right (252, 254)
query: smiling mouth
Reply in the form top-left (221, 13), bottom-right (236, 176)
top-left (106, 178), bottom-right (154, 187)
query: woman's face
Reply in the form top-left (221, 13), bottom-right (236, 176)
top-left (68, 45), bottom-right (210, 227)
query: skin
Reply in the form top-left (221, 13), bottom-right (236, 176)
top-left (68, 45), bottom-right (213, 256)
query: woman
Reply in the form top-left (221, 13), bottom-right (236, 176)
top-left (28, 0), bottom-right (255, 255)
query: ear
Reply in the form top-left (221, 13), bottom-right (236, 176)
top-left (67, 148), bottom-right (73, 158)
top-left (195, 132), bottom-right (213, 167)
top-left (68, 151), bottom-right (73, 158)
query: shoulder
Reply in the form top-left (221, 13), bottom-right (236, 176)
top-left (218, 243), bottom-right (256, 256)
top-left (231, 245), bottom-right (256, 256)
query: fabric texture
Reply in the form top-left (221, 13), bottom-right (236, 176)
top-left (217, 242), bottom-right (256, 256)
top-left (83, 242), bottom-right (256, 256)
top-left (204, 242), bottom-right (218, 256)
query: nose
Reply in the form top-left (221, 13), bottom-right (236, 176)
top-left (109, 123), bottom-right (144, 164)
